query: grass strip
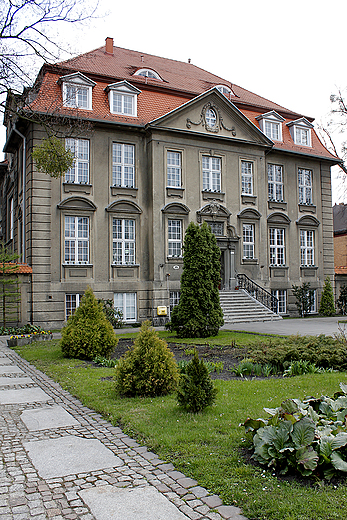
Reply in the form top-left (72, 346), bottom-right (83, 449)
top-left (12, 338), bottom-right (347, 520)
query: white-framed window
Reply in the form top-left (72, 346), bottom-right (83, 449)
top-left (168, 219), bottom-right (182, 257)
top-left (309, 290), bottom-right (317, 313)
top-left (134, 68), bottom-right (161, 80)
top-left (298, 168), bottom-right (312, 205)
top-left (205, 108), bottom-right (217, 128)
top-left (269, 228), bottom-right (285, 266)
top-left (65, 293), bottom-right (83, 321)
top-left (271, 289), bottom-right (287, 314)
top-left (265, 120), bottom-right (281, 141)
top-left (64, 216), bottom-right (89, 264)
top-left (63, 84), bottom-right (90, 109)
top-left (65, 139), bottom-right (89, 184)
top-left (114, 292), bottom-right (137, 322)
top-left (243, 223), bottom-right (254, 259)
top-left (216, 85), bottom-right (232, 95)
top-left (268, 164), bottom-right (284, 202)
top-left (107, 81), bottom-right (140, 117)
top-left (170, 291), bottom-right (180, 312)
top-left (167, 151), bottom-right (182, 187)
top-left (300, 229), bottom-right (314, 266)
top-left (241, 161), bottom-right (253, 195)
top-left (202, 156), bottom-right (221, 191)
top-left (112, 143), bottom-right (135, 187)
top-left (295, 127), bottom-right (310, 146)
top-left (112, 219), bottom-right (135, 265)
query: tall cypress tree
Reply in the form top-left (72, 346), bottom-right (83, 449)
top-left (169, 221), bottom-right (224, 338)
top-left (319, 276), bottom-right (336, 316)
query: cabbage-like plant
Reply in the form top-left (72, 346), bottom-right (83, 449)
top-left (242, 383), bottom-right (347, 479)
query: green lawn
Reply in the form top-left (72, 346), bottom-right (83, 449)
top-left (12, 337), bottom-right (347, 520)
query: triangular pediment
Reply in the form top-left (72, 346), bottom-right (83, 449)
top-left (147, 88), bottom-right (273, 146)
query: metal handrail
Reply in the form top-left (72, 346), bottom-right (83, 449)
top-left (236, 273), bottom-right (279, 313)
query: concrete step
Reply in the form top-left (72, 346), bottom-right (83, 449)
top-left (219, 289), bottom-right (282, 323)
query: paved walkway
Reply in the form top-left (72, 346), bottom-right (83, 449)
top-left (0, 337), bottom-right (246, 520)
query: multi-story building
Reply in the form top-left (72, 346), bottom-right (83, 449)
top-left (2, 38), bottom-right (339, 328)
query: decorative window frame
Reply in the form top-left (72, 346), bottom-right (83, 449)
top-left (65, 138), bottom-right (90, 185)
top-left (267, 163), bottom-right (284, 203)
top-left (216, 85), bottom-right (233, 96)
top-left (240, 158), bottom-right (257, 204)
top-left (59, 72), bottom-right (95, 110)
top-left (267, 212), bottom-right (291, 271)
top-left (166, 149), bottom-right (183, 189)
top-left (105, 81), bottom-right (141, 116)
top-left (256, 111), bottom-right (284, 142)
top-left (298, 167), bottom-right (314, 207)
top-left (134, 68), bottom-right (162, 80)
top-left (237, 208), bottom-right (261, 264)
top-left (112, 142), bottom-right (136, 188)
top-left (106, 200), bottom-right (142, 270)
top-left (162, 203), bottom-right (190, 261)
top-left (287, 118), bottom-right (313, 147)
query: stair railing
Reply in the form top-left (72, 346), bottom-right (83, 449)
top-left (236, 273), bottom-right (279, 313)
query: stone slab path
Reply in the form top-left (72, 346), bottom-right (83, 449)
top-left (0, 339), bottom-right (247, 520)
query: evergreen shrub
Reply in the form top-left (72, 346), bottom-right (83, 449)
top-left (319, 276), bottom-right (336, 316)
top-left (177, 349), bottom-right (218, 413)
top-left (60, 287), bottom-right (118, 359)
top-left (337, 285), bottom-right (347, 315)
top-left (115, 321), bottom-right (179, 397)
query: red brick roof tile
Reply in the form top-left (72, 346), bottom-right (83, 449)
top-left (0, 263), bottom-right (32, 274)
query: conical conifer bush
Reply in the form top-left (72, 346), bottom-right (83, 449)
top-left (60, 287), bottom-right (118, 359)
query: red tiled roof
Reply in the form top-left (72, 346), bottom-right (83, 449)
top-left (27, 42), bottom-right (338, 162)
top-left (335, 267), bottom-right (347, 275)
top-left (0, 263), bottom-right (32, 274)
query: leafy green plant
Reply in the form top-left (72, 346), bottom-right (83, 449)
top-left (60, 287), bottom-right (118, 360)
top-left (177, 349), bottom-right (218, 413)
top-left (97, 298), bottom-right (123, 328)
top-left (319, 276), bottom-right (336, 316)
top-left (184, 348), bottom-right (196, 356)
top-left (167, 221), bottom-right (224, 338)
top-left (242, 382), bottom-right (347, 479)
top-left (115, 321), bottom-right (179, 397)
top-left (0, 241), bottom-right (21, 328)
top-left (32, 136), bottom-right (74, 178)
top-left (262, 364), bottom-right (273, 377)
top-left (203, 360), bottom-right (224, 374)
top-left (283, 360), bottom-right (319, 377)
top-left (292, 282), bottom-right (315, 317)
top-left (93, 355), bottom-right (118, 368)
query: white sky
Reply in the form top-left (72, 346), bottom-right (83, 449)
top-left (2, 0), bottom-right (347, 202)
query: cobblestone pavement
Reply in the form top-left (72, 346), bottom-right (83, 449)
top-left (0, 339), bottom-right (247, 520)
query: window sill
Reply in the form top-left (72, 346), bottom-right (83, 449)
top-left (63, 263), bottom-right (93, 267)
top-left (268, 200), bottom-right (287, 210)
top-left (202, 190), bottom-right (225, 202)
top-left (269, 265), bottom-right (288, 269)
top-left (112, 263), bottom-right (139, 268)
top-left (166, 187), bottom-right (184, 198)
top-left (298, 203), bottom-right (316, 213)
top-left (111, 186), bottom-right (138, 198)
top-left (63, 183), bottom-right (92, 194)
top-left (241, 194), bottom-right (257, 205)
top-left (167, 256), bottom-right (183, 262)
top-left (300, 265), bottom-right (318, 269)
top-left (242, 258), bottom-right (258, 264)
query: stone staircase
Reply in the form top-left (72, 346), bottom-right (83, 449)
top-left (219, 289), bottom-right (282, 323)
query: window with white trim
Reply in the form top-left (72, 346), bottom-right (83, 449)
top-left (298, 168), bottom-right (312, 205)
top-left (9, 196), bottom-right (14, 240)
top-left (65, 139), bottom-right (89, 184)
top-left (241, 161), bottom-right (253, 195)
top-left (168, 219), bottom-right (182, 257)
top-left (107, 82), bottom-right (140, 116)
top-left (265, 120), bottom-right (281, 141)
top-left (64, 216), bottom-right (89, 264)
top-left (112, 219), bottom-right (135, 265)
top-left (309, 290), bottom-right (317, 313)
top-left (170, 291), bottom-right (180, 312)
top-left (271, 290), bottom-right (287, 314)
top-left (134, 68), bottom-right (161, 80)
top-left (202, 156), bottom-right (221, 191)
top-left (300, 229), bottom-right (314, 266)
top-left (112, 143), bottom-right (135, 187)
top-left (65, 293), bottom-right (83, 321)
top-left (295, 127), bottom-right (310, 146)
top-left (114, 292), bottom-right (137, 322)
top-left (167, 151), bottom-right (182, 187)
top-left (269, 228), bottom-right (285, 266)
top-left (216, 85), bottom-right (232, 95)
top-left (205, 108), bottom-right (217, 128)
top-left (243, 223), bottom-right (254, 259)
top-left (268, 164), bottom-right (284, 202)
top-left (63, 84), bottom-right (91, 109)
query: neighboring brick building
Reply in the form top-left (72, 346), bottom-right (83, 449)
top-left (1, 38), bottom-right (340, 328)
top-left (333, 203), bottom-right (347, 299)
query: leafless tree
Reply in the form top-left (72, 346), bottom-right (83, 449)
top-left (0, 0), bottom-right (99, 114)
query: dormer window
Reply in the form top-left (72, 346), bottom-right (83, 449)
top-left (134, 68), bottom-right (162, 80)
top-left (287, 118), bottom-right (313, 147)
top-left (256, 111), bottom-right (284, 142)
top-left (216, 85), bottom-right (232, 96)
top-left (59, 72), bottom-right (95, 110)
top-left (105, 81), bottom-right (141, 117)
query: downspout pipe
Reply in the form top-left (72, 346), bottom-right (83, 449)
top-left (13, 127), bottom-right (26, 263)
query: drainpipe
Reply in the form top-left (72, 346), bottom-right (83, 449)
top-left (13, 127), bottom-right (26, 263)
